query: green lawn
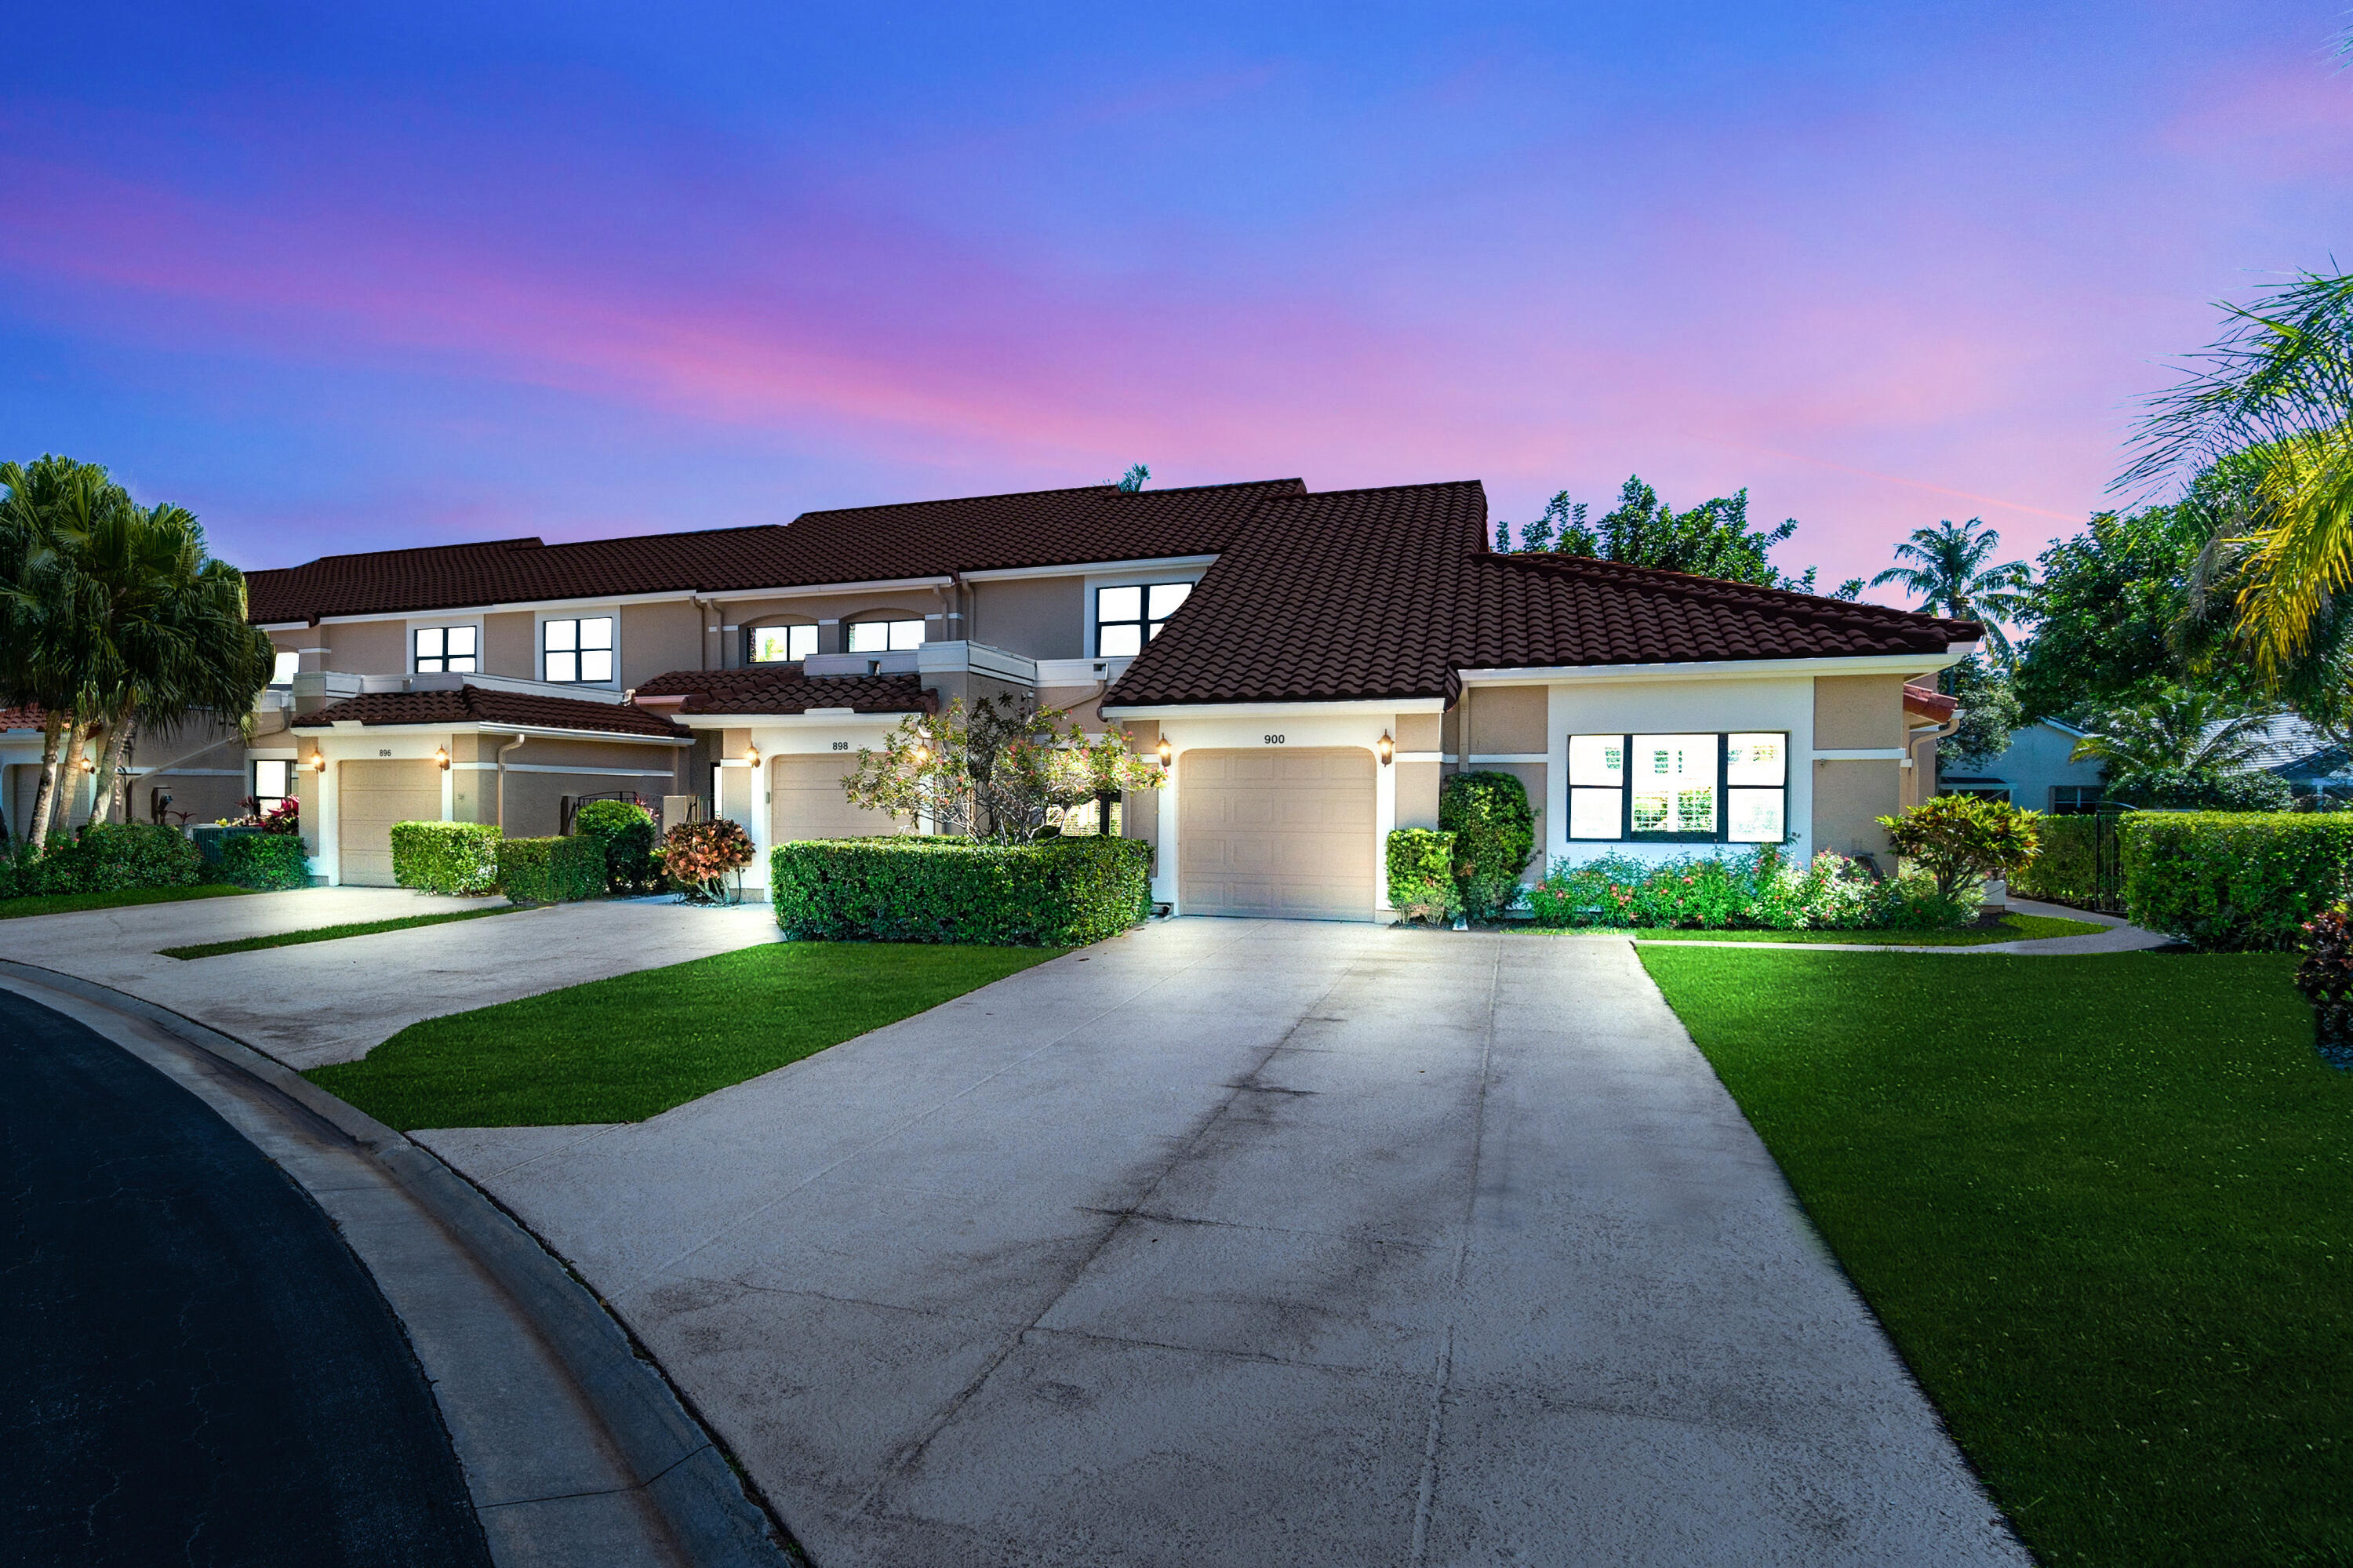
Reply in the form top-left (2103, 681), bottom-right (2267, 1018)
top-left (162, 903), bottom-right (523, 959)
top-left (1627, 912), bottom-right (2105, 945)
top-left (0, 882), bottom-right (255, 920)
top-left (1639, 947), bottom-right (2351, 1568)
top-left (307, 941), bottom-right (1064, 1129)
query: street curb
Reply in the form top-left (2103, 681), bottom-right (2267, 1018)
top-left (0, 956), bottom-right (796, 1568)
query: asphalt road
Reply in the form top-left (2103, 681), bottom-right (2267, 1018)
top-left (0, 988), bottom-right (491, 1568)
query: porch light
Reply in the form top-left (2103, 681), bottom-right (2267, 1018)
top-left (1155, 738), bottom-right (1173, 768)
top-left (745, 744), bottom-right (760, 767)
top-left (308, 751), bottom-right (327, 773)
top-left (1377, 731), bottom-right (1395, 766)
top-left (78, 755), bottom-right (96, 773)
top-left (912, 743), bottom-right (930, 766)
top-left (433, 746), bottom-right (451, 770)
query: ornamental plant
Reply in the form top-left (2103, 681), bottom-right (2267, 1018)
top-left (1440, 771), bottom-right (1537, 921)
top-left (1876, 794), bottom-right (2042, 899)
top-left (844, 697), bottom-right (1162, 844)
top-left (1385, 828), bottom-right (1460, 925)
top-left (664, 817), bottom-right (755, 904)
top-left (573, 799), bottom-right (659, 893)
top-left (2294, 904), bottom-right (2353, 1067)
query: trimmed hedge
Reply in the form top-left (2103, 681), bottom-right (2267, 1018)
top-left (2011, 815), bottom-right (2103, 907)
top-left (390, 820), bottom-right (500, 895)
top-left (11, 823), bottom-right (206, 896)
top-left (218, 833), bottom-right (311, 890)
top-left (1386, 828), bottom-right (1459, 923)
top-left (1441, 771), bottom-right (1537, 919)
top-left (497, 834), bottom-right (606, 904)
top-left (573, 799), bottom-right (659, 893)
top-left (772, 837), bottom-right (1151, 946)
top-left (2121, 811), bottom-right (2353, 951)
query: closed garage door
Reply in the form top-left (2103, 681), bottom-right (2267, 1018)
top-left (338, 760), bottom-right (442, 886)
top-left (771, 755), bottom-right (907, 840)
top-left (1178, 748), bottom-right (1377, 920)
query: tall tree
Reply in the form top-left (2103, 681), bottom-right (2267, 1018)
top-left (1494, 475), bottom-right (1863, 598)
top-left (1870, 518), bottom-right (2031, 662)
top-left (2066, 686), bottom-right (2277, 778)
top-left (2119, 270), bottom-right (2353, 678)
top-left (0, 457), bottom-right (120, 847)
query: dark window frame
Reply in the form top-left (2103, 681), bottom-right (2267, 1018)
top-left (413, 624), bottom-right (478, 675)
top-left (253, 759), bottom-right (294, 814)
top-left (1566, 730), bottom-right (1792, 845)
top-left (1094, 582), bottom-right (1193, 658)
top-left (845, 617), bottom-right (926, 653)
top-left (542, 616), bottom-right (615, 684)
top-left (747, 623), bottom-right (819, 664)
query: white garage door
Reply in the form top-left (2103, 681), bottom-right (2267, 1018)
top-left (338, 759), bottom-right (442, 886)
top-left (771, 755), bottom-right (908, 840)
top-left (1178, 748), bottom-right (1377, 920)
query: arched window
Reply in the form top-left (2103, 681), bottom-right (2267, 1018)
top-left (748, 623), bottom-right (818, 663)
top-left (846, 617), bottom-right (925, 653)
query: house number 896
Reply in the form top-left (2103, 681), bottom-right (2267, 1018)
top-left (1263, 733), bottom-right (1286, 745)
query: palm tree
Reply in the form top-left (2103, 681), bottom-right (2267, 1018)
top-left (2120, 270), bottom-right (2353, 678)
top-left (2067, 686), bottom-right (2277, 777)
top-left (1871, 518), bottom-right (2033, 662)
top-left (0, 457), bottom-right (118, 848)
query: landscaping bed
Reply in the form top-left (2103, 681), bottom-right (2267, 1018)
top-left (306, 941), bottom-right (1062, 1127)
top-left (1621, 911), bottom-right (2103, 945)
top-left (1640, 947), bottom-right (2351, 1567)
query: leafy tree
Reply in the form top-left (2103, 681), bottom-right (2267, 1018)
top-left (1870, 518), bottom-right (2031, 663)
top-left (846, 698), bottom-right (1160, 843)
top-left (2009, 502), bottom-right (2214, 721)
top-left (1438, 772), bottom-right (1535, 921)
top-left (1493, 475), bottom-right (1858, 596)
top-left (2065, 685), bottom-right (2277, 778)
top-left (1940, 656), bottom-right (2024, 770)
top-left (1878, 795), bottom-right (2042, 898)
top-left (1114, 463), bottom-right (1150, 493)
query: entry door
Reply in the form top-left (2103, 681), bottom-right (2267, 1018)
top-left (337, 759), bottom-right (442, 886)
top-left (1177, 748), bottom-right (1377, 920)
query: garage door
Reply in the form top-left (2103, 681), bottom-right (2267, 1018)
top-left (771, 755), bottom-right (907, 840)
top-left (338, 760), bottom-right (442, 886)
top-left (1178, 748), bottom-right (1377, 920)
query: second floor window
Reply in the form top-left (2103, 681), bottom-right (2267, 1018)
top-left (270, 650), bottom-right (300, 686)
top-left (544, 617), bottom-right (613, 682)
top-left (1096, 583), bottom-right (1190, 657)
top-left (750, 624), bottom-right (817, 663)
top-left (415, 626), bottom-right (477, 674)
top-left (846, 617), bottom-right (924, 653)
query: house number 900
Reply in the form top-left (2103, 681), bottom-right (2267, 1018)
top-left (1263, 733), bottom-right (1286, 745)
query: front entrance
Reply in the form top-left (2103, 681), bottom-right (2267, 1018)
top-left (337, 759), bottom-right (442, 886)
top-left (1176, 747), bottom-right (1377, 920)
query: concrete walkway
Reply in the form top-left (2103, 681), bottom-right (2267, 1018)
top-left (3, 888), bottom-right (780, 1068)
top-left (420, 919), bottom-right (2029, 1567)
top-left (1630, 895), bottom-right (2170, 956)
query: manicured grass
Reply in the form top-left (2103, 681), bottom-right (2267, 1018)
top-left (1638, 947), bottom-right (2352, 1567)
top-left (161, 903), bottom-right (524, 960)
top-left (307, 941), bottom-right (1064, 1129)
top-left (1627, 912), bottom-right (2106, 945)
top-left (0, 882), bottom-right (254, 920)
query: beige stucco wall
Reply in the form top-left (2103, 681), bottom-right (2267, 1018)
top-left (716, 591), bottom-right (940, 665)
top-left (973, 576), bottom-right (1086, 660)
top-left (1395, 762), bottom-right (1441, 830)
top-left (481, 611), bottom-right (535, 679)
top-left (1466, 686), bottom-right (1547, 755)
top-left (130, 712), bottom-right (251, 826)
top-left (622, 601), bottom-right (703, 686)
top-left (327, 617), bottom-right (406, 676)
top-left (1810, 675), bottom-right (1907, 859)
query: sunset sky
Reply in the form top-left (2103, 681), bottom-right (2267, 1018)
top-left (4, 2), bottom-right (2348, 598)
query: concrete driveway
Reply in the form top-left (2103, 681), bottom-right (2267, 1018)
top-left (419, 919), bottom-right (2028, 1567)
top-left (4, 888), bottom-right (780, 1068)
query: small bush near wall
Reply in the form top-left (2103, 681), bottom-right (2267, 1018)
top-left (2010, 815), bottom-right (2102, 906)
top-left (1441, 772), bottom-right (1537, 921)
top-left (16, 823), bottom-right (206, 896)
top-left (218, 833), bottom-right (311, 890)
top-left (1386, 828), bottom-right (1460, 924)
top-left (664, 818), bottom-right (755, 904)
top-left (1526, 846), bottom-right (1973, 931)
top-left (772, 837), bottom-right (1150, 946)
top-left (390, 821), bottom-right (500, 895)
top-left (497, 834), bottom-right (606, 904)
top-left (2122, 812), bottom-right (2353, 951)
top-left (573, 799), bottom-right (660, 893)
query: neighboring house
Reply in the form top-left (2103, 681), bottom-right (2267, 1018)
top-left (1938, 717), bottom-right (2106, 813)
top-left (42, 475), bottom-right (1980, 919)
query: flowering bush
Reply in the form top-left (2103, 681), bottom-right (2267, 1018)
top-left (2295, 904), bottom-right (2353, 1068)
top-left (1526, 845), bottom-right (1972, 931)
top-left (664, 817), bottom-right (755, 904)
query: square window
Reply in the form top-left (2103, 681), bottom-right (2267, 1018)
top-left (271, 650), bottom-right (299, 686)
top-left (1569, 734), bottom-right (1624, 788)
top-left (545, 619), bottom-right (577, 652)
top-left (1096, 586), bottom-right (1142, 624)
top-left (415, 626), bottom-right (475, 674)
top-left (889, 618), bottom-right (924, 651)
top-left (1147, 582), bottom-right (1191, 621)
top-left (1726, 733), bottom-right (1787, 787)
top-left (580, 648), bottom-right (613, 682)
top-left (1569, 786), bottom-right (1622, 839)
top-left (254, 759), bottom-right (293, 811)
top-left (751, 625), bottom-right (816, 663)
top-left (1098, 622), bottom-right (1144, 657)
top-left (543, 617), bottom-right (612, 682)
top-left (1726, 788), bottom-right (1786, 842)
top-left (579, 617), bottom-right (612, 650)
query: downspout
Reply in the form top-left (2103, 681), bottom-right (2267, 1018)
top-left (496, 733), bottom-right (527, 832)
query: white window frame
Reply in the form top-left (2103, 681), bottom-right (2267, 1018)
top-left (1566, 730), bottom-right (1791, 844)
top-left (412, 622), bottom-right (480, 675)
top-left (748, 623), bottom-right (819, 664)
top-left (1093, 581), bottom-right (1193, 658)
top-left (539, 612), bottom-right (618, 686)
top-left (846, 617), bottom-right (925, 653)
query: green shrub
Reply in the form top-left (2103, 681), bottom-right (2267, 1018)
top-left (2010, 815), bottom-right (2105, 906)
top-left (1880, 795), bottom-right (2041, 897)
top-left (1441, 771), bottom-right (1537, 919)
top-left (2111, 766), bottom-right (2293, 813)
top-left (2121, 812), bottom-right (2353, 951)
top-left (1526, 846), bottom-right (1973, 931)
top-left (22, 823), bottom-right (205, 895)
top-left (664, 818), bottom-right (756, 904)
top-left (1385, 828), bottom-right (1460, 924)
top-left (497, 834), bottom-right (606, 904)
top-left (390, 820), bottom-right (500, 895)
top-left (772, 836), bottom-right (1150, 946)
top-left (573, 799), bottom-right (659, 893)
top-left (217, 833), bottom-right (311, 890)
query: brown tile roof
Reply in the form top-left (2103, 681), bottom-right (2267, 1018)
top-left (1904, 682), bottom-right (1958, 721)
top-left (245, 479), bottom-right (1306, 624)
top-left (0, 704), bottom-right (45, 731)
top-left (292, 686), bottom-right (690, 739)
top-left (1104, 481), bottom-right (1981, 707)
top-left (631, 668), bottom-right (932, 716)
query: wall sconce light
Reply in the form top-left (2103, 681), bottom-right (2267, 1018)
top-left (745, 744), bottom-right (761, 767)
top-left (433, 746), bottom-right (451, 770)
top-left (1377, 731), bottom-right (1395, 766)
top-left (78, 755), bottom-right (96, 773)
top-left (308, 751), bottom-right (327, 773)
top-left (1155, 738), bottom-right (1173, 769)
top-left (912, 743), bottom-right (931, 766)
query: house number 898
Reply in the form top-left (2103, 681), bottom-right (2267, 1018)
top-left (1263, 733), bottom-right (1286, 745)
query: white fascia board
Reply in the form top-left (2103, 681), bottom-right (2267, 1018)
top-left (1102, 697), bottom-right (1447, 719)
top-left (671, 710), bottom-right (915, 726)
top-left (299, 719), bottom-right (689, 747)
top-left (1456, 651), bottom-right (1961, 686)
top-left (959, 555), bottom-right (1219, 584)
top-left (313, 588), bottom-right (699, 625)
top-left (716, 575), bottom-right (953, 602)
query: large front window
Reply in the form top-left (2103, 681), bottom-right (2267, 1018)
top-left (750, 624), bottom-right (817, 663)
top-left (846, 617), bottom-right (924, 653)
top-left (1568, 731), bottom-right (1788, 843)
top-left (1096, 583), bottom-right (1191, 657)
top-left (414, 626), bottom-right (476, 674)
top-left (544, 617), bottom-right (613, 682)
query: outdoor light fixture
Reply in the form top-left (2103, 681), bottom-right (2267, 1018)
top-left (745, 744), bottom-right (761, 767)
top-left (912, 743), bottom-right (930, 766)
top-left (308, 751), bottom-right (327, 773)
top-left (1156, 738), bottom-right (1173, 768)
top-left (433, 746), bottom-right (451, 770)
top-left (78, 755), bottom-right (95, 773)
top-left (1377, 731), bottom-right (1395, 766)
